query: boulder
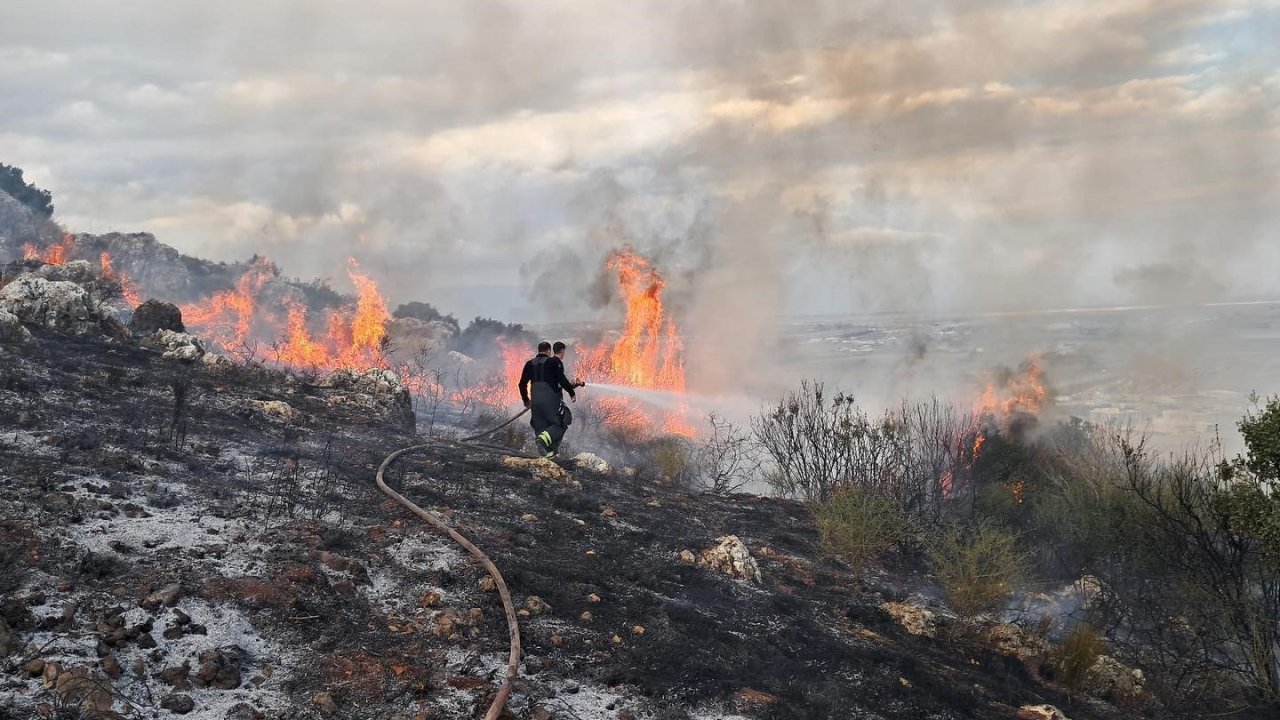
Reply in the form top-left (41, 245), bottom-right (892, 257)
top-left (0, 274), bottom-right (99, 333)
top-left (129, 299), bottom-right (184, 334)
top-left (570, 452), bottom-right (610, 474)
top-left (696, 535), bottom-right (761, 583)
top-left (193, 646), bottom-right (246, 690)
top-left (0, 308), bottom-right (30, 343)
top-left (35, 259), bottom-right (95, 284)
top-left (161, 693), bottom-right (196, 714)
top-left (241, 400), bottom-right (302, 424)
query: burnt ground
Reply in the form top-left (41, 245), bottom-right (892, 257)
top-left (0, 330), bottom-right (1144, 720)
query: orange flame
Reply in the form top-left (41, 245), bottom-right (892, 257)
top-left (180, 256), bottom-right (276, 350)
top-left (100, 252), bottom-right (142, 307)
top-left (504, 247), bottom-right (692, 436)
top-left (23, 234), bottom-right (76, 265)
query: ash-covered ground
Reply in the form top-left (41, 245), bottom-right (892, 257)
top-left (0, 298), bottom-right (1150, 719)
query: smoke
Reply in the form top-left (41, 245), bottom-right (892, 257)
top-left (3, 0), bottom-right (1277, 425)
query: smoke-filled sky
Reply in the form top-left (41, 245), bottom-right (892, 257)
top-left (2, 0), bottom-right (1277, 324)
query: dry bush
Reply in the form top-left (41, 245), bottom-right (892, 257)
top-left (928, 518), bottom-right (1028, 620)
top-left (690, 413), bottom-right (760, 494)
top-left (1052, 623), bottom-right (1108, 695)
top-left (813, 486), bottom-right (911, 574)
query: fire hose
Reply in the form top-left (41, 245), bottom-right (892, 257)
top-left (374, 407), bottom-right (532, 720)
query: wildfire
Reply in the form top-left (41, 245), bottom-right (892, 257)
top-left (23, 234), bottom-right (76, 265)
top-left (181, 256), bottom-right (391, 372)
top-left (180, 257), bottom-right (276, 350)
top-left (100, 252), bottom-right (142, 307)
top-left (954, 354), bottom-right (1049, 504)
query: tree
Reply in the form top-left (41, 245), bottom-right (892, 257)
top-left (0, 163), bottom-right (54, 218)
top-left (393, 301), bottom-right (460, 332)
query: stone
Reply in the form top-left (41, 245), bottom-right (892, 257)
top-left (678, 550), bottom-right (696, 564)
top-left (525, 596), bottom-right (551, 616)
top-left (23, 658), bottom-right (45, 675)
top-left (880, 602), bottom-right (937, 638)
top-left (53, 666), bottom-right (115, 715)
top-left (520, 513), bottom-right (538, 522)
top-left (570, 452), bottom-right (610, 474)
top-left (242, 399), bottom-right (302, 424)
top-left (696, 535), bottom-right (761, 583)
top-left (142, 583), bottom-right (184, 609)
top-left (532, 706), bottom-right (553, 720)
top-left (313, 690), bottom-right (337, 715)
top-left (193, 646), bottom-right (245, 690)
top-left (144, 329), bottom-right (205, 362)
top-left (478, 576), bottom-right (497, 592)
top-left (225, 702), bottom-right (266, 720)
top-left (35, 259), bottom-right (95, 284)
top-left (1017, 705), bottom-right (1070, 720)
top-left (317, 368), bottom-right (414, 429)
top-left (601, 508), bottom-right (618, 518)
top-left (0, 308), bottom-right (30, 343)
top-left (129, 299), bottom-right (184, 334)
top-left (161, 693), bottom-right (196, 714)
top-left (419, 591), bottom-right (442, 608)
top-left (501, 456), bottom-right (570, 482)
top-left (587, 593), bottom-right (601, 604)
top-left (580, 611), bottom-right (593, 623)
top-left (1083, 654), bottom-right (1144, 702)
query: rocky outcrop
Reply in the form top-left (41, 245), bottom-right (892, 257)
top-left (696, 535), bottom-right (761, 583)
top-left (0, 274), bottom-right (100, 334)
top-left (34, 259), bottom-right (96, 284)
top-left (502, 456), bottom-right (571, 482)
top-left (1017, 705), bottom-right (1070, 720)
top-left (129, 299), bottom-right (184, 334)
top-left (318, 368), bottom-right (414, 428)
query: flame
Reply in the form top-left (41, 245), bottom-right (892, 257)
top-left (503, 247), bottom-right (692, 436)
top-left (180, 257), bottom-right (276, 350)
top-left (963, 354), bottom-right (1048, 504)
top-left (100, 252), bottom-right (142, 307)
top-left (23, 234), bottom-right (76, 265)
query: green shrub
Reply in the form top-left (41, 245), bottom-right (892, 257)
top-left (813, 486), bottom-right (911, 573)
top-left (928, 518), bottom-right (1028, 619)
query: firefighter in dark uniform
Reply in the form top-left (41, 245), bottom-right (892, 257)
top-left (518, 341), bottom-right (583, 458)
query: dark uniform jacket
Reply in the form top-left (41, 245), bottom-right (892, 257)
top-left (518, 354), bottom-right (577, 406)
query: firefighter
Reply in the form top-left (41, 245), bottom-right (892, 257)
top-left (518, 341), bottom-right (583, 458)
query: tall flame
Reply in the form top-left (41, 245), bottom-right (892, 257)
top-left (180, 257), bottom-right (276, 350)
top-left (505, 247), bottom-right (692, 436)
top-left (100, 252), bottom-right (142, 307)
top-left (23, 234), bottom-right (76, 265)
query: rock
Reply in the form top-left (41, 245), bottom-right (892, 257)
top-left (734, 688), bottom-right (781, 706)
top-left (142, 583), bottom-right (184, 609)
top-left (1017, 705), bottom-right (1069, 720)
top-left (501, 456), bottom-right (570, 482)
top-left (531, 706), bottom-right (553, 720)
top-left (193, 646), bottom-right (245, 690)
top-left (696, 535), bottom-right (761, 583)
top-left (225, 703), bottom-right (267, 720)
top-left (601, 507), bottom-right (618, 518)
top-left (24, 658), bottom-right (46, 675)
top-left (570, 452), bottom-right (610, 474)
top-left (0, 617), bottom-right (18, 656)
top-left (144, 329), bottom-right (205, 362)
top-left (35, 259), bottom-right (95, 284)
top-left (881, 602), bottom-right (937, 638)
top-left (129, 299), bottom-right (184, 334)
top-left (161, 693), bottom-right (196, 714)
top-left (520, 513), bottom-right (538, 522)
top-left (419, 591), bottom-right (442, 608)
top-left (580, 611), bottom-right (593, 623)
top-left (53, 665), bottom-right (115, 715)
top-left (102, 654), bottom-right (123, 679)
top-left (0, 274), bottom-right (99, 334)
top-left (525, 596), bottom-right (551, 616)
top-left (478, 576), bottom-right (497, 592)
top-left (631, 625), bottom-right (645, 635)
top-left (587, 593), bottom-right (601, 604)
top-left (678, 550), bottom-right (696, 564)
top-left (242, 399), bottom-right (302, 424)
top-left (1084, 654), bottom-right (1144, 702)
top-left (0, 308), bottom-right (30, 343)
top-left (318, 368), bottom-right (414, 428)
top-left (158, 663), bottom-right (191, 689)
top-left (312, 690), bottom-right (337, 715)
top-left (985, 622), bottom-right (1048, 661)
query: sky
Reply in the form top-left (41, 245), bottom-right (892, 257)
top-left (1, 0), bottom-right (1277, 326)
